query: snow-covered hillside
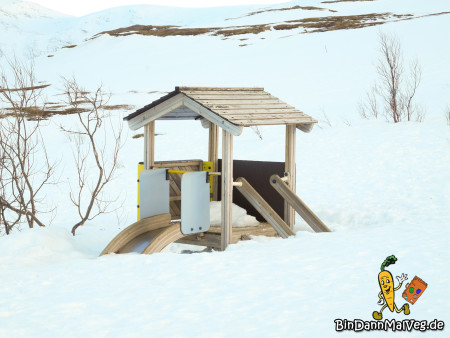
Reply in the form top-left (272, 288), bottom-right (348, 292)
top-left (0, 0), bottom-right (449, 336)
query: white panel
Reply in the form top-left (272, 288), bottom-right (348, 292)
top-left (139, 169), bottom-right (169, 219)
top-left (181, 172), bottom-right (210, 235)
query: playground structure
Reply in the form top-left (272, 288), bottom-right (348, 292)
top-left (100, 87), bottom-right (331, 256)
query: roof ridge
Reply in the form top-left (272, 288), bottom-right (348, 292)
top-left (176, 86), bottom-right (264, 91)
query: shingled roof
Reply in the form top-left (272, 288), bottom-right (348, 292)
top-left (124, 87), bottom-right (317, 135)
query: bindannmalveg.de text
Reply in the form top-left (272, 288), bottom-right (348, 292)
top-left (334, 318), bottom-right (444, 332)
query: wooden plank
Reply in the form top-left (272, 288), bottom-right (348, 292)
top-left (270, 174), bottom-right (331, 233)
top-left (154, 159), bottom-right (203, 168)
top-left (159, 114), bottom-right (199, 120)
top-left (212, 224), bottom-right (277, 240)
top-left (223, 114), bottom-right (307, 120)
top-left (296, 123), bottom-right (315, 133)
top-left (128, 93), bottom-right (184, 131)
top-left (153, 160), bottom-right (204, 219)
top-left (181, 90), bottom-right (268, 96)
top-left (186, 94), bottom-right (275, 100)
top-left (183, 96), bottom-right (243, 136)
top-left (143, 121), bottom-right (155, 169)
top-left (159, 106), bottom-right (199, 120)
top-left (217, 109), bottom-right (305, 114)
top-left (209, 124), bottom-right (219, 201)
top-left (221, 131), bottom-right (233, 251)
top-left (198, 99), bottom-right (288, 105)
top-left (100, 213), bottom-right (172, 255)
top-left (235, 177), bottom-right (295, 238)
top-left (228, 118), bottom-right (314, 126)
top-left (177, 223), bottom-right (278, 248)
top-left (284, 125), bottom-right (296, 229)
top-left (177, 232), bottom-right (222, 248)
top-left (142, 223), bottom-right (185, 254)
top-left (178, 87), bottom-right (264, 91)
top-left (205, 104), bottom-right (294, 110)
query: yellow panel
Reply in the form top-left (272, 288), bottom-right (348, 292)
top-left (137, 162), bottom-right (144, 221)
top-left (202, 161), bottom-right (213, 200)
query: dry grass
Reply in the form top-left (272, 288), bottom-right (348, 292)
top-left (0, 84), bottom-right (50, 93)
top-left (226, 5), bottom-right (337, 21)
top-left (1, 102), bottom-right (134, 121)
top-left (274, 13), bottom-right (393, 32)
top-left (93, 12), bottom-right (424, 40)
top-left (103, 104), bottom-right (135, 111)
top-left (2, 106), bottom-right (90, 121)
top-left (321, 0), bottom-right (376, 3)
top-left (94, 23), bottom-right (271, 38)
top-left (214, 25), bottom-right (271, 37)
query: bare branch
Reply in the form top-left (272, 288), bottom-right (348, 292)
top-left (60, 78), bottom-right (124, 235)
top-left (359, 32), bottom-right (424, 123)
top-left (0, 57), bottom-right (56, 233)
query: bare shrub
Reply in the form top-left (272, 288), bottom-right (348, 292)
top-left (318, 111), bottom-right (332, 128)
top-left (0, 58), bottom-right (56, 235)
top-left (446, 106), bottom-right (450, 126)
top-left (359, 32), bottom-right (423, 122)
top-left (60, 78), bottom-right (124, 236)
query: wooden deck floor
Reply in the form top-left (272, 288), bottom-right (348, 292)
top-left (176, 223), bottom-right (278, 249)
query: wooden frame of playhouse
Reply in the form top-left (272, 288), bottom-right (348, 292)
top-left (101, 87), bottom-right (330, 256)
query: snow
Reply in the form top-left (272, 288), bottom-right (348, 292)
top-left (210, 201), bottom-right (260, 227)
top-left (1, 0), bottom-right (450, 336)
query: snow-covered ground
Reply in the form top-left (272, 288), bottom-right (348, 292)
top-left (0, 0), bottom-right (449, 336)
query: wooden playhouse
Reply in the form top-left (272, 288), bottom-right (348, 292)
top-left (101, 86), bottom-right (330, 255)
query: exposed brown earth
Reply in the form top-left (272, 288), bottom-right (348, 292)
top-left (226, 5), bottom-right (338, 20)
top-left (321, 0), bottom-right (376, 3)
top-left (93, 12), bottom-right (419, 39)
top-left (0, 84), bottom-right (50, 93)
top-left (1, 103), bottom-right (135, 121)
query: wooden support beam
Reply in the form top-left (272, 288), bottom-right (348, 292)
top-left (144, 121), bottom-right (155, 169)
top-left (270, 175), bottom-right (331, 233)
top-left (221, 131), bottom-right (233, 251)
top-left (235, 177), bottom-right (295, 238)
top-left (208, 124), bottom-right (219, 201)
top-left (284, 124), bottom-right (296, 229)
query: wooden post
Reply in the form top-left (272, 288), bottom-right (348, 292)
top-left (208, 124), bottom-right (219, 201)
top-left (144, 121), bottom-right (155, 169)
top-left (284, 124), bottom-right (296, 229)
top-left (221, 130), bottom-right (233, 251)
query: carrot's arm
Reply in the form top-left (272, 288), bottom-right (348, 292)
top-left (395, 273), bottom-right (408, 290)
top-left (377, 291), bottom-right (385, 305)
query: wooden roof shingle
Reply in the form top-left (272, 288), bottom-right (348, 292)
top-left (124, 87), bottom-right (317, 135)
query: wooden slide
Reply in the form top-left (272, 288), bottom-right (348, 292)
top-left (100, 213), bottom-right (185, 256)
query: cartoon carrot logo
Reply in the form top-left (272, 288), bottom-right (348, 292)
top-left (373, 255), bottom-right (410, 320)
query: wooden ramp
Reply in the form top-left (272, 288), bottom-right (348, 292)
top-left (270, 174), bottom-right (331, 233)
top-left (100, 213), bottom-right (185, 255)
